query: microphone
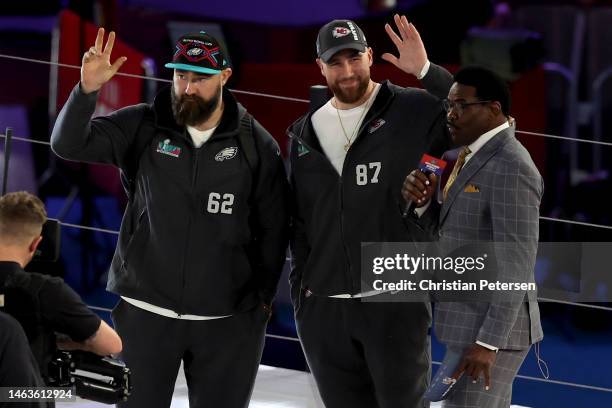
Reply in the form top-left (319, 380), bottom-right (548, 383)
top-left (402, 154), bottom-right (447, 218)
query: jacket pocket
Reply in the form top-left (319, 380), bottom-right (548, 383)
top-left (120, 208), bottom-right (149, 270)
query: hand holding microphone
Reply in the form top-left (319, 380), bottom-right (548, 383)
top-left (402, 154), bottom-right (446, 217)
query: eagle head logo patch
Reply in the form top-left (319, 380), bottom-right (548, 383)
top-left (215, 146), bottom-right (238, 162)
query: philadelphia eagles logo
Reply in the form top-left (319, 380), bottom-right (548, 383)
top-left (215, 146), bottom-right (238, 162)
top-left (186, 47), bottom-right (204, 56)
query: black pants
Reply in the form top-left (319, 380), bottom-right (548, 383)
top-left (295, 293), bottom-right (432, 408)
top-left (111, 300), bottom-right (268, 408)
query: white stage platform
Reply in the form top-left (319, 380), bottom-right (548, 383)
top-left (57, 364), bottom-right (530, 407)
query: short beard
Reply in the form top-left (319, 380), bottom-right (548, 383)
top-left (171, 85), bottom-right (221, 127)
top-left (329, 76), bottom-right (370, 104)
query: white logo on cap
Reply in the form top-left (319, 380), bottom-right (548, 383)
top-left (187, 47), bottom-right (203, 56)
top-left (346, 21), bottom-right (360, 41)
top-left (332, 27), bottom-right (351, 38)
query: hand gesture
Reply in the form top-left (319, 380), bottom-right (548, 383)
top-left (382, 14), bottom-right (428, 77)
top-left (81, 27), bottom-right (127, 94)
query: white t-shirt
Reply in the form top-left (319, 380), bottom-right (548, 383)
top-left (121, 296), bottom-right (231, 320)
top-left (187, 125), bottom-right (217, 148)
top-left (311, 84), bottom-right (387, 299)
top-left (311, 83), bottom-right (381, 175)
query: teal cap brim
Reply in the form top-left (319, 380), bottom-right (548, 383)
top-left (164, 63), bottom-right (222, 75)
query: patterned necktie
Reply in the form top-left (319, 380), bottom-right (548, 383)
top-left (443, 146), bottom-right (471, 201)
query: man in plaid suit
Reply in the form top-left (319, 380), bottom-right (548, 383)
top-left (403, 66), bottom-right (543, 407)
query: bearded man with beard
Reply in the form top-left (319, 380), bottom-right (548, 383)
top-left (51, 29), bottom-right (288, 408)
top-left (287, 16), bottom-right (453, 407)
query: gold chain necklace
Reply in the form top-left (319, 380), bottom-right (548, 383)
top-left (334, 92), bottom-right (373, 152)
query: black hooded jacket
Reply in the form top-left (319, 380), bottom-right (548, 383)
top-left (51, 84), bottom-right (289, 315)
top-left (287, 79), bottom-right (450, 302)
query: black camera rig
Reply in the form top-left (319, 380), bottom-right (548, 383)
top-left (47, 350), bottom-right (132, 404)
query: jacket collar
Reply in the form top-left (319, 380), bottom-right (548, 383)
top-left (439, 126), bottom-right (514, 224)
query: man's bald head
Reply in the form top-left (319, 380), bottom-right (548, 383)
top-left (0, 192), bottom-right (47, 247)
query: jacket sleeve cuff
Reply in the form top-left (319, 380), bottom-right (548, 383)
top-left (476, 340), bottom-right (499, 352)
top-left (77, 82), bottom-right (100, 99)
top-left (417, 60), bottom-right (431, 80)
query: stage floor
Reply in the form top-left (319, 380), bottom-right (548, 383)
top-left (57, 364), bottom-right (530, 407)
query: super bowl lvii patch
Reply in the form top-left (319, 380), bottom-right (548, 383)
top-left (157, 139), bottom-right (181, 158)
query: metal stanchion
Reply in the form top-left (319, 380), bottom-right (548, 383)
top-left (2, 127), bottom-right (13, 196)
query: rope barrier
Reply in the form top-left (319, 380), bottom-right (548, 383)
top-left (516, 130), bottom-right (612, 147)
top-left (2, 133), bottom-right (612, 231)
top-left (53, 215), bottom-right (612, 236)
top-left (0, 134), bottom-right (51, 146)
top-left (7, 131), bottom-right (606, 149)
top-left (59, 222), bottom-right (120, 235)
top-left (0, 53), bottom-right (171, 83)
top-left (264, 333), bottom-right (302, 343)
top-left (3, 52), bottom-right (612, 144)
top-left (0, 54), bottom-right (305, 103)
top-left (539, 216), bottom-right (612, 230)
top-left (538, 297), bottom-right (612, 312)
top-left (87, 305), bottom-right (113, 313)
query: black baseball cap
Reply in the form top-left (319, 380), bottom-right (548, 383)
top-left (165, 31), bottom-right (229, 75)
top-left (316, 19), bottom-right (368, 63)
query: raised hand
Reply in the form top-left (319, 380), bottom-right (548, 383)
top-left (80, 27), bottom-right (127, 94)
top-left (382, 14), bottom-right (428, 77)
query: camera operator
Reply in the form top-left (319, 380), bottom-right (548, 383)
top-left (0, 192), bottom-right (122, 384)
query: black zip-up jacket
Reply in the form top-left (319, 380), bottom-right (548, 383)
top-left (288, 79), bottom-right (450, 303)
top-left (51, 84), bottom-right (289, 315)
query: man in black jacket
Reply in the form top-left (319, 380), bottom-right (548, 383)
top-left (51, 29), bottom-right (289, 408)
top-left (288, 15), bottom-right (452, 407)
